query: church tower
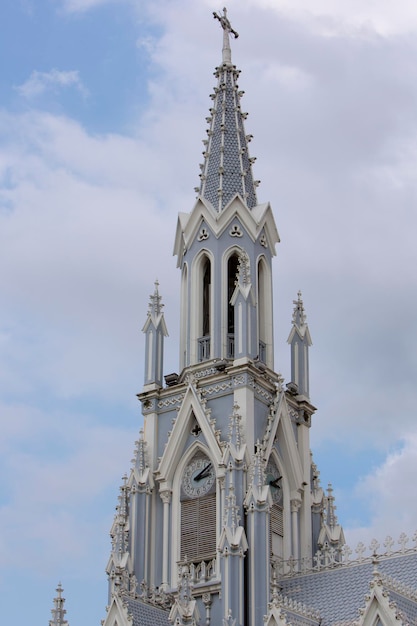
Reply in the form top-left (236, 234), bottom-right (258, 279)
top-left (102, 9), bottom-right (343, 626)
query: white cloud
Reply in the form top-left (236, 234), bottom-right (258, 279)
top-left (60, 0), bottom-right (130, 13)
top-left (246, 0), bottom-right (417, 36)
top-left (344, 433), bottom-right (417, 549)
top-left (0, 404), bottom-right (136, 573)
top-left (55, 0), bottom-right (417, 36)
top-left (0, 108), bottom-right (183, 400)
top-left (15, 69), bottom-right (87, 99)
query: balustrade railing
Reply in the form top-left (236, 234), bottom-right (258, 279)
top-left (271, 530), bottom-right (417, 578)
top-left (178, 556), bottom-right (217, 584)
top-left (198, 336), bottom-right (210, 362)
top-left (227, 334), bottom-right (234, 358)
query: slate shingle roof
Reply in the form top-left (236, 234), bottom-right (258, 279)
top-left (279, 553), bottom-right (417, 625)
top-left (199, 63), bottom-right (258, 213)
top-left (125, 597), bottom-right (170, 626)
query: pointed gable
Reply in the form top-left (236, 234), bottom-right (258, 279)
top-left (156, 380), bottom-right (223, 486)
top-left (173, 195), bottom-right (279, 267)
top-left (262, 387), bottom-right (304, 492)
top-left (103, 595), bottom-right (170, 626)
top-left (102, 595), bottom-right (132, 626)
top-left (355, 567), bottom-right (410, 626)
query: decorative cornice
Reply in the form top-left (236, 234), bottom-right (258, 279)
top-left (139, 580), bottom-right (174, 610)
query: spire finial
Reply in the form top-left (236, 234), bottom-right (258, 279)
top-left (213, 7), bottom-right (239, 65)
top-left (292, 290), bottom-right (306, 326)
top-left (148, 278), bottom-right (164, 317)
top-left (132, 428), bottom-right (148, 475)
top-left (325, 483), bottom-right (338, 529)
top-left (49, 582), bottom-right (69, 626)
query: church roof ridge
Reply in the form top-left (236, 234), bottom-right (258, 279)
top-left (274, 592), bottom-right (322, 622)
top-left (197, 8), bottom-right (259, 212)
top-left (379, 571), bottom-right (417, 602)
top-left (275, 531), bottom-right (417, 580)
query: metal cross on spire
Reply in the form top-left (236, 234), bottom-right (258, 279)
top-left (213, 7), bottom-right (238, 65)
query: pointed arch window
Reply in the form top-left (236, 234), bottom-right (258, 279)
top-left (202, 258), bottom-right (211, 337)
top-left (198, 256), bottom-right (211, 361)
top-left (257, 256), bottom-right (272, 366)
top-left (227, 253), bottom-right (239, 358)
top-left (180, 263), bottom-right (188, 369)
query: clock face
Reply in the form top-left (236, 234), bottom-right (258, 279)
top-left (266, 460), bottom-right (282, 504)
top-left (182, 457), bottom-right (215, 498)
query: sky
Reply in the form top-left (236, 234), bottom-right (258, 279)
top-left (1, 0), bottom-right (417, 624)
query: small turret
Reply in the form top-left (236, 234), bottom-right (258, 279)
top-left (218, 474), bottom-right (248, 625)
top-left (244, 444), bottom-right (271, 625)
top-left (287, 291), bottom-right (312, 399)
top-left (142, 280), bottom-right (168, 388)
top-left (49, 583), bottom-right (69, 626)
top-left (317, 483), bottom-right (345, 555)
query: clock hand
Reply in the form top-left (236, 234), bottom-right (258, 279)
top-left (194, 462), bottom-right (212, 481)
top-left (269, 476), bottom-right (282, 488)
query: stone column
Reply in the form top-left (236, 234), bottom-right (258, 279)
top-left (290, 498), bottom-right (301, 568)
top-left (160, 489), bottom-right (172, 586)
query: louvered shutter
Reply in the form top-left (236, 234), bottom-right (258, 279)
top-left (181, 493), bottom-right (216, 561)
top-left (270, 503), bottom-right (284, 556)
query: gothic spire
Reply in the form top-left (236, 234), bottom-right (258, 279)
top-left (198, 8), bottom-right (258, 212)
top-left (49, 583), bottom-right (69, 626)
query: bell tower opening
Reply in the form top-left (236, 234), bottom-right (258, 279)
top-left (198, 256), bottom-right (212, 361)
top-left (258, 257), bottom-right (267, 363)
top-left (227, 253), bottom-right (239, 358)
top-left (257, 255), bottom-right (273, 367)
top-left (180, 263), bottom-right (188, 370)
top-left (202, 257), bottom-right (211, 337)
